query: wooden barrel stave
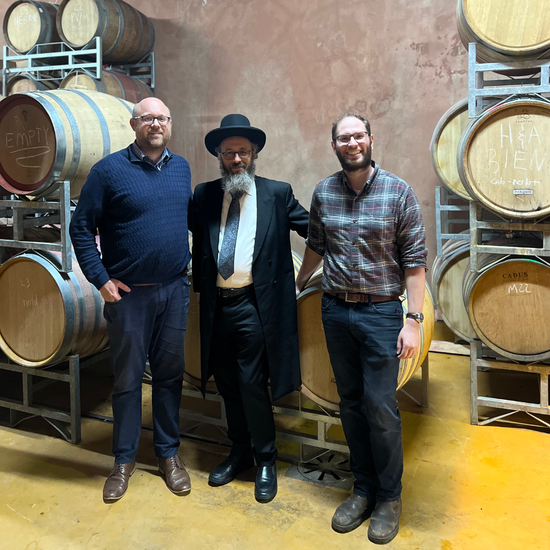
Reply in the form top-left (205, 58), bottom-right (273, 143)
top-left (458, 98), bottom-right (550, 219)
top-left (430, 98), bottom-right (471, 200)
top-left (60, 70), bottom-right (153, 102)
top-left (297, 283), bottom-right (434, 411)
top-left (431, 239), bottom-right (477, 342)
top-left (463, 237), bottom-right (550, 361)
top-left (3, 0), bottom-right (60, 54)
top-left (457, 0), bottom-right (550, 62)
top-left (6, 74), bottom-right (57, 95)
top-left (0, 250), bottom-right (108, 367)
top-left (57, 0), bottom-right (155, 64)
top-left (0, 90), bottom-right (134, 199)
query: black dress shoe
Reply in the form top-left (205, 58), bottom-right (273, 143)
top-left (255, 463), bottom-right (277, 503)
top-left (208, 453), bottom-right (255, 487)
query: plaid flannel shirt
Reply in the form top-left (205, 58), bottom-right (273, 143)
top-left (306, 162), bottom-right (427, 296)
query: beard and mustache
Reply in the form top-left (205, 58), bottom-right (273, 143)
top-left (219, 157), bottom-right (256, 195)
top-left (335, 143), bottom-right (372, 172)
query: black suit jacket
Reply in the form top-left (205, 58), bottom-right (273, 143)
top-left (192, 176), bottom-right (309, 400)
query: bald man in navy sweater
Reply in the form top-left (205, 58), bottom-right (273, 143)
top-left (70, 98), bottom-right (192, 503)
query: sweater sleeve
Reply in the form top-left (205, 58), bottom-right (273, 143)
top-left (69, 168), bottom-right (111, 290)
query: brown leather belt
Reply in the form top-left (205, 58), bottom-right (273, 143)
top-left (329, 292), bottom-right (400, 304)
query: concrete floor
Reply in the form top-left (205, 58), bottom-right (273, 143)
top-left (1, 350), bottom-right (549, 550)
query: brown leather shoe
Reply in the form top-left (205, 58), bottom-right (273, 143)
top-left (367, 498), bottom-right (402, 544)
top-left (103, 461), bottom-right (136, 503)
top-left (332, 493), bottom-right (375, 533)
top-left (158, 455), bottom-right (191, 495)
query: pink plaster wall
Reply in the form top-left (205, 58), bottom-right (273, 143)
top-left (0, 0), bottom-right (469, 271)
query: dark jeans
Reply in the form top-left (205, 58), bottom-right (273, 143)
top-left (321, 293), bottom-right (403, 501)
top-left (104, 275), bottom-right (190, 464)
top-left (210, 290), bottom-right (277, 466)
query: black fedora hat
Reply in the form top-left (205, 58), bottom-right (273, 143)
top-left (204, 114), bottom-right (266, 157)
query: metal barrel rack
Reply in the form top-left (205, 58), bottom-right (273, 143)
top-left (2, 37), bottom-right (155, 96)
top-left (0, 350), bottom-right (110, 444)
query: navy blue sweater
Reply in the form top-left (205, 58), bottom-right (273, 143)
top-left (70, 146), bottom-right (192, 290)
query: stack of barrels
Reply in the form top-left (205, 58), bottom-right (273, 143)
top-left (0, 87), bottom-right (136, 367)
top-left (429, 0), bottom-right (550, 362)
top-left (2, 0), bottom-right (154, 100)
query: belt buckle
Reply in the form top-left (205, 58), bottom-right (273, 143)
top-left (344, 292), bottom-right (359, 303)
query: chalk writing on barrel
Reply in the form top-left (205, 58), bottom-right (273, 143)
top-left (508, 283), bottom-right (532, 295)
top-left (9, 146), bottom-right (51, 168)
top-left (488, 122), bottom-right (547, 185)
top-left (5, 127), bottom-right (51, 168)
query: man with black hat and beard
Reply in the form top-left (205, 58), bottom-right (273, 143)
top-left (192, 114), bottom-right (308, 503)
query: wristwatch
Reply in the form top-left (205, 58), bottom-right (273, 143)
top-left (406, 312), bottom-right (424, 324)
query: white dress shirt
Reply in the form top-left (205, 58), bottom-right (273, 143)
top-left (216, 182), bottom-right (257, 288)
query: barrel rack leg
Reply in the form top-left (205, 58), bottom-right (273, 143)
top-left (0, 353), bottom-right (112, 444)
top-left (470, 340), bottom-right (480, 425)
top-left (469, 341), bottom-right (550, 429)
top-left (397, 356), bottom-right (430, 409)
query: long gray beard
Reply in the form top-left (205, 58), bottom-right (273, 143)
top-left (220, 159), bottom-right (256, 195)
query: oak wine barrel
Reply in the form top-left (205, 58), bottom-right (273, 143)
top-left (431, 239), bottom-right (476, 342)
top-left (56, 0), bottom-right (155, 64)
top-left (458, 98), bottom-right (550, 219)
top-left (0, 90), bottom-right (134, 199)
top-left (297, 283), bottom-right (435, 411)
top-left (5, 73), bottom-right (57, 95)
top-left (457, 0), bottom-right (550, 63)
top-left (0, 250), bottom-right (108, 367)
top-left (59, 70), bottom-right (153, 103)
top-left (3, 0), bottom-right (60, 55)
top-left (430, 98), bottom-right (471, 200)
top-left (463, 235), bottom-right (550, 362)
top-left (463, 255), bottom-right (550, 362)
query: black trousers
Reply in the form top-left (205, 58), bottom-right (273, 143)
top-left (210, 290), bottom-right (277, 465)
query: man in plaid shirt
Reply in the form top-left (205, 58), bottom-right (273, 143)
top-left (296, 113), bottom-right (427, 545)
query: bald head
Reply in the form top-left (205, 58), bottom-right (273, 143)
top-left (130, 97), bottom-right (173, 161)
top-left (132, 97), bottom-right (171, 119)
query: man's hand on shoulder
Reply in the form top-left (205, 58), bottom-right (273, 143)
top-left (100, 279), bottom-right (131, 302)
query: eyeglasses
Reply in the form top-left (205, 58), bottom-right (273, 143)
top-left (220, 150), bottom-right (252, 160)
top-left (336, 132), bottom-right (368, 144)
top-left (134, 115), bottom-right (171, 126)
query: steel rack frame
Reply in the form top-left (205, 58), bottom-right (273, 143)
top-left (470, 340), bottom-right (550, 429)
top-left (2, 37), bottom-right (103, 95)
top-left (0, 181), bottom-right (74, 272)
top-left (468, 201), bottom-right (550, 272)
top-left (0, 351), bottom-right (109, 444)
top-left (435, 186), bottom-right (470, 257)
top-left (110, 52), bottom-right (156, 89)
top-left (468, 42), bottom-right (550, 117)
top-left (2, 39), bottom-right (156, 94)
